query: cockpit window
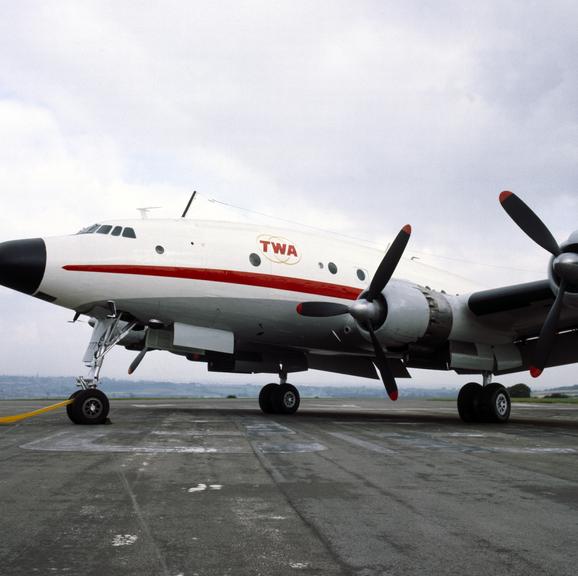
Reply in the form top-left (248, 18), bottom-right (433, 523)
top-left (77, 224), bottom-right (100, 235)
top-left (77, 224), bottom-right (136, 238)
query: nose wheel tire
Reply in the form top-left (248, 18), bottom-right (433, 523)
top-left (258, 383), bottom-right (300, 415)
top-left (67, 389), bottom-right (110, 425)
top-left (66, 390), bottom-right (83, 424)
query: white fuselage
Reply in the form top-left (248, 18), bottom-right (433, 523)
top-left (34, 218), bottom-right (513, 362)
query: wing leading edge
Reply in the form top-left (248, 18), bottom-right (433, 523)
top-left (468, 280), bottom-right (578, 340)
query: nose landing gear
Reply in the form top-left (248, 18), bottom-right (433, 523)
top-left (67, 313), bottom-right (137, 425)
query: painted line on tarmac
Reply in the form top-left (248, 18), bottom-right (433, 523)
top-left (131, 404), bottom-right (178, 408)
top-left (513, 404), bottom-right (578, 411)
top-left (310, 405), bottom-right (456, 413)
top-left (328, 431), bottom-right (395, 454)
top-left (244, 421), bottom-right (296, 436)
top-left (20, 425), bottom-right (326, 455)
top-left (20, 429), bottom-right (251, 454)
top-left (493, 447), bottom-right (578, 454)
top-left (329, 429), bottom-right (578, 456)
top-left (308, 404), bottom-right (361, 409)
top-left (253, 442), bottom-right (327, 454)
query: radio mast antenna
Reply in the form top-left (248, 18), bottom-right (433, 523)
top-left (181, 191), bottom-right (197, 218)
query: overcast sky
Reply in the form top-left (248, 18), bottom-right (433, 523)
top-left (0, 1), bottom-right (577, 390)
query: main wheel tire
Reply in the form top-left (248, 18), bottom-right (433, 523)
top-left (67, 389), bottom-right (110, 425)
top-left (480, 383), bottom-right (511, 423)
top-left (272, 383), bottom-right (300, 415)
top-left (457, 382), bottom-right (483, 423)
top-left (259, 383), bottom-right (278, 414)
top-left (66, 390), bottom-right (83, 424)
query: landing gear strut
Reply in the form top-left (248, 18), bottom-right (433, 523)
top-left (457, 374), bottom-right (511, 424)
top-left (67, 313), bottom-right (136, 425)
top-left (258, 370), bottom-right (301, 415)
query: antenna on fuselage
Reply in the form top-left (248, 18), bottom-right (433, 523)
top-left (181, 191), bottom-right (197, 218)
top-left (137, 207), bottom-right (161, 219)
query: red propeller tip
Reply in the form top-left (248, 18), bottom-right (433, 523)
top-left (499, 191), bottom-right (513, 203)
top-left (388, 390), bottom-right (399, 401)
top-left (296, 303), bottom-right (303, 315)
top-left (529, 366), bottom-right (543, 378)
top-left (402, 224), bottom-right (412, 235)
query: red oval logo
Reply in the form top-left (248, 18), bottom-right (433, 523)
top-left (257, 235), bottom-right (301, 265)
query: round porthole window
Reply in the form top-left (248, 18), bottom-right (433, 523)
top-left (249, 253), bottom-right (261, 267)
top-left (155, 245), bottom-right (165, 254)
top-left (328, 262), bottom-right (338, 274)
top-left (357, 269), bottom-right (366, 281)
top-left (318, 262), bottom-right (324, 269)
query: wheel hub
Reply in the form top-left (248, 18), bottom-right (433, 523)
top-left (83, 398), bottom-right (103, 418)
top-left (496, 393), bottom-right (508, 417)
top-left (283, 391), bottom-right (296, 409)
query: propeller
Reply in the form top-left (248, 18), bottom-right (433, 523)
top-left (128, 347), bottom-right (149, 375)
top-left (297, 225), bottom-right (411, 400)
top-left (499, 191), bottom-right (578, 377)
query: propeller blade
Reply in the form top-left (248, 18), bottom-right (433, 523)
top-left (367, 225), bottom-right (412, 301)
top-left (499, 191), bottom-right (560, 256)
top-left (367, 325), bottom-right (399, 401)
top-left (530, 280), bottom-right (566, 378)
top-left (128, 348), bottom-right (148, 375)
top-left (296, 302), bottom-right (350, 317)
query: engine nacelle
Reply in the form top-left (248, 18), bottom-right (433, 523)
top-left (369, 280), bottom-right (453, 348)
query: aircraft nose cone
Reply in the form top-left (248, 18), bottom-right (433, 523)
top-left (0, 238), bottom-right (47, 295)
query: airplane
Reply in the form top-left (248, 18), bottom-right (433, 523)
top-left (1, 191), bottom-right (577, 426)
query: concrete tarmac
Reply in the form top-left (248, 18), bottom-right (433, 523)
top-left (1, 397), bottom-right (578, 576)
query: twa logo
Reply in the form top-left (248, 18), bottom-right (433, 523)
top-left (257, 235), bottom-right (301, 265)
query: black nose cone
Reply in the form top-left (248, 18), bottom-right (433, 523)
top-left (0, 238), bottom-right (47, 295)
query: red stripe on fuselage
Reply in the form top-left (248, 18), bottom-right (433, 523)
top-left (62, 264), bottom-right (363, 300)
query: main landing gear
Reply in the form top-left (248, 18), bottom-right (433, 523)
top-left (457, 374), bottom-right (511, 424)
top-left (258, 371), bottom-right (301, 415)
top-left (67, 313), bottom-right (137, 425)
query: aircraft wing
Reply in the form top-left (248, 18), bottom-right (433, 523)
top-left (468, 279), bottom-right (578, 339)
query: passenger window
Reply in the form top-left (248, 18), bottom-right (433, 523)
top-left (328, 262), bottom-right (338, 274)
top-left (96, 225), bottom-right (113, 235)
top-left (111, 226), bottom-right (122, 236)
top-left (122, 228), bottom-right (136, 239)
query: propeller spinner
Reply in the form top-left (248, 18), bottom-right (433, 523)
top-left (499, 191), bottom-right (578, 377)
top-left (296, 225), bottom-right (412, 400)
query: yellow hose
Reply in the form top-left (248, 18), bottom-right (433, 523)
top-left (0, 399), bottom-right (74, 424)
